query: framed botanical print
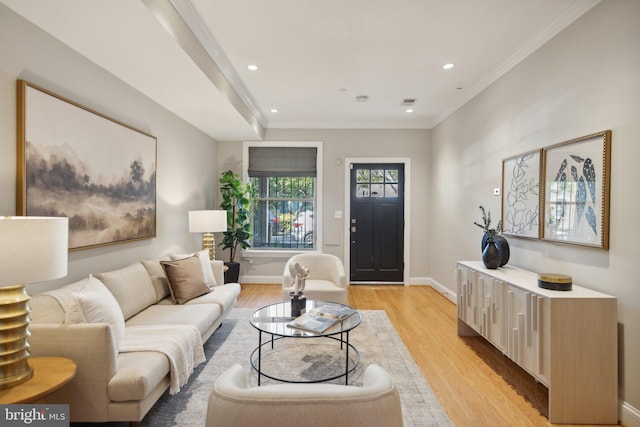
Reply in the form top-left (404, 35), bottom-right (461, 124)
top-left (502, 149), bottom-right (542, 239)
top-left (542, 130), bottom-right (611, 249)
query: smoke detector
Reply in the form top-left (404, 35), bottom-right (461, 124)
top-left (355, 95), bottom-right (369, 103)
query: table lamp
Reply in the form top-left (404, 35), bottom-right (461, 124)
top-left (0, 216), bottom-right (68, 390)
top-left (188, 210), bottom-right (227, 260)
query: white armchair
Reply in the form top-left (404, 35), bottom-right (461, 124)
top-left (205, 364), bottom-right (403, 427)
top-left (281, 253), bottom-right (348, 305)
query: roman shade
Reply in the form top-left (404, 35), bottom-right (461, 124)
top-left (248, 147), bottom-right (317, 177)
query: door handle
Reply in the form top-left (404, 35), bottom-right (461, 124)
top-left (351, 226), bottom-right (356, 232)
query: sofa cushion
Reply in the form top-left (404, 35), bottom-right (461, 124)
top-left (170, 250), bottom-right (217, 286)
top-left (141, 255), bottom-right (171, 302)
top-left (94, 262), bottom-right (157, 320)
top-left (170, 282), bottom-right (241, 314)
top-left (109, 351), bottom-right (170, 401)
top-left (125, 304), bottom-right (221, 338)
top-left (161, 255), bottom-right (211, 304)
top-left (65, 275), bottom-right (126, 351)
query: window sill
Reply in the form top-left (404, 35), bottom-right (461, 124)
top-left (241, 249), bottom-right (319, 259)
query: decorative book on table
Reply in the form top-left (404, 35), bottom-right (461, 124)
top-left (286, 305), bottom-right (357, 334)
top-left (311, 304), bottom-right (357, 321)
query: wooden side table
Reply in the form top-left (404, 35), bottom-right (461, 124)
top-left (0, 357), bottom-right (76, 404)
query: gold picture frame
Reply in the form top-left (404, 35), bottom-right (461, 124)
top-left (17, 80), bottom-right (157, 251)
top-left (542, 130), bottom-right (611, 249)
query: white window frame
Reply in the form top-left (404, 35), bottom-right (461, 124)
top-left (242, 140), bottom-right (323, 259)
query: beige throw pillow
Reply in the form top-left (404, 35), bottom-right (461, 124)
top-left (170, 250), bottom-right (217, 287)
top-left (66, 275), bottom-right (126, 351)
top-left (161, 255), bottom-right (211, 304)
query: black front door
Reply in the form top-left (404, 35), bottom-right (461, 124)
top-left (349, 163), bottom-right (404, 282)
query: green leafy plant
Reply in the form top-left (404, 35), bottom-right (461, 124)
top-left (474, 205), bottom-right (502, 242)
top-left (219, 170), bottom-right (256, 263)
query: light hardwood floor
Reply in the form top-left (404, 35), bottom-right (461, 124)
top-left (237, 283), bottom-right (622, 427)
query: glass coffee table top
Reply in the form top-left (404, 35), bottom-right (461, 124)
top-left (250, 300), bottom-right (362, 337)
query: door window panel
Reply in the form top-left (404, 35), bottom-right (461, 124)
top-left (355, 168), bottom-right (399, 198)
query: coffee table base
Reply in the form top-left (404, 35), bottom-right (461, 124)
top-left (250, 331), bottom-right (360, 385)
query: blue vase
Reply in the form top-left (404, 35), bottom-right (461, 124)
top-left (482, 240), bottom-right (501, 269)
top-left (482, 232), bottom-right (509, 267)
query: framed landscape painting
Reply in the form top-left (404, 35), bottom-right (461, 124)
top-left (542, 130), bottom-right (611, 249)
top-left (17, 80), bottom-right (157, 251)
top-left (501, 149), bottom-right (542, 239)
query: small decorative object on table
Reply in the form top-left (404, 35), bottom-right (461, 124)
top-left (290, 292), bottom-right (307, 317)
top-left (288, 262), bottom-right (309, 317)
top-left (474, 205), bottom-right (509, 269)
top-left (538, 273), bottom-right (573, 291)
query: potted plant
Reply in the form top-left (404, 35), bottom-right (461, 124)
top-left (474, 205), bottom-right (509, 269)
top-left (219, 170), bottom-right (255, 283)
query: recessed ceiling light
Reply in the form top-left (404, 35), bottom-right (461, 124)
top-left (406, 108), bottom-right (414, 113)
top-left (442, 63), bottom-right (454, 70)
top-left (247, 64), bottom-right (258, 71)
top-left (270, 108), bottom-right (278, 113)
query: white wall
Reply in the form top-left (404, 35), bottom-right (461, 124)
top-left (0, 5), bottom-right (219, 292)
top-left (217, 128), bottom-right (431, 281)
top-left (429, 1), bottom-right (640, 422)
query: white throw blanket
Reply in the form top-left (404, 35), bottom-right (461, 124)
top-left (121, 325), bottom-right (206, 394)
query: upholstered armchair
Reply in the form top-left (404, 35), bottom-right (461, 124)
top-left (205, 364), bottom-right (403, 427)
top-left (281, 253), bottom-right (348, 305)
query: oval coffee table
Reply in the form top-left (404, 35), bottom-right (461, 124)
top-left (249, 300), bottom-right (361, 385)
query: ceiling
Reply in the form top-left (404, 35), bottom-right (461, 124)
top-left (2, 0), bottom-right (600, 141)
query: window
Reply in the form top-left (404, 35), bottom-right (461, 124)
top-left (243, 142), bottom-right (322, 253)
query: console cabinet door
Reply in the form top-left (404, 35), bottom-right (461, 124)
top-left (479, 275), bottom-right (507, 353)
top-left (457, 265), bottom-right (481, 333)
top-left (507, 285), bottom-right (550, 385)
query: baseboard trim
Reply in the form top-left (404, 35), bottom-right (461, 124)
top-left (621, 400), bottom-right (640, 427)
top-left (239, 275), bottom-right (281, 285)
top-left (410, 276), bottom-right (457, 304)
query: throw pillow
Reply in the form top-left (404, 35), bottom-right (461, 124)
top-left (170, 250), bottom-right (217, 287)
top-left (65, 275), bottom-right (126, 351)
top-left (161, 255), bottom-right (211, 304)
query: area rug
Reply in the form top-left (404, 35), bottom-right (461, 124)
top-left (97, 308), bottom-right (451, 427)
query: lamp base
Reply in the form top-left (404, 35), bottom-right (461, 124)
top-left (0, 284), bottom-right (34, 390)
top-left (201, 232), bottom-right (216, 260)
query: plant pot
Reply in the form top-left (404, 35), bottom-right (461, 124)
top-left (481, 241), bottom-right (501, 269)
top-left (224, 262), bottom-right (240, 284)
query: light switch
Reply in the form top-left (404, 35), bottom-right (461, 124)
top-left (334, 210), bottom-right (343, 219)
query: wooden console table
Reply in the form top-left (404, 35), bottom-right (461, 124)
top-left (0, 357), bottom-right (76, 404)
top-left (456, 261), bottom-right (618, 424)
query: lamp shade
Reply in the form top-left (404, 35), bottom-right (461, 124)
top-left (0, 216), bottom-right (69, 286)
top-left (188, 210), bottom-right (227, 233)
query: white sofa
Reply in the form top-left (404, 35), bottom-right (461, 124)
top-left (206, 363), bottom-right (404, 427)
top-left (282, 253), bottom-right (349, 305)
top-left (28, 252), bottom-right (240, 425)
